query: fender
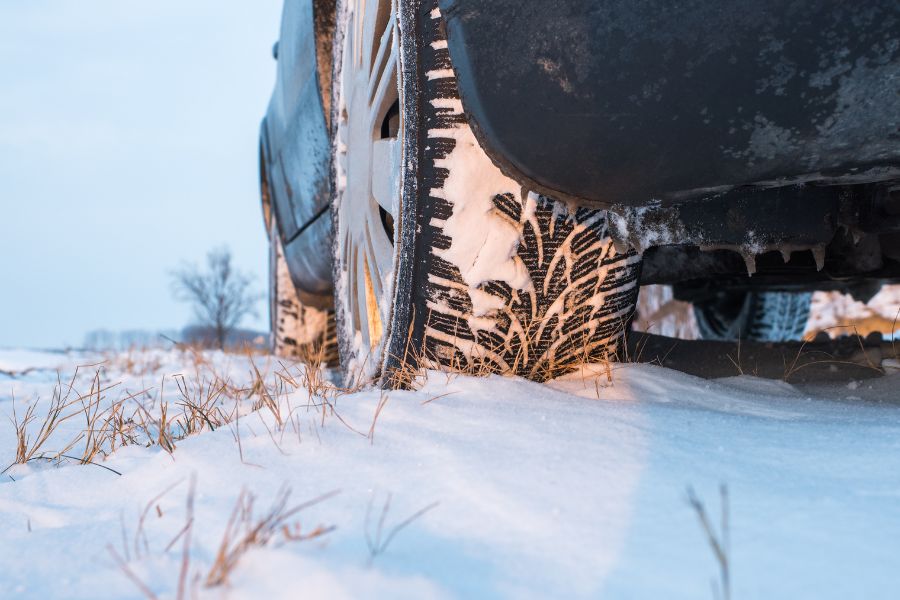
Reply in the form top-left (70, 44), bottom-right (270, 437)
top-left (439, 0), bottom-right (900, 208)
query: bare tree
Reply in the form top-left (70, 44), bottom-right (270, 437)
top-left (171, 247), bottom-right (259, 349)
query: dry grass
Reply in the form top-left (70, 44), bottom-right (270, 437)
top-left (107, 545), bottom-right (160, 600)
top-left (364, 492), bottom-right (440, 566)
top-left (105, 346), bottom-right (164, 377)
top-left (367, 392), bottom-right (390, 444)
top-left (111, 476), bottom-right (197, 600)
top-left (687, 485), bottom-right (731, 600)
top-left (3, 352), bottom-right (303, 476)
top-left (780, 325), bottom-right (888, 382)
top-left (5, 348), bottom-right (420, 597)
top-left (109, 481), bottom-right (337, 598)
top-left (204, 487), bottom-right (337, 587)
top-left (3, 367), bottom-right (122, 475)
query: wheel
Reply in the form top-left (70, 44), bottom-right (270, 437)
top-left (331, 0), bottom-right (642, 384)
top-left (693, 290), bottom-right (812, 342)
top-left (269, 214), bottom-right (338, 363)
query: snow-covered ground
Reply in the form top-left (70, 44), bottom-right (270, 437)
top-left (0, 349), bottom-right (71, 375)
top-left (1, 348), bottom-right (898, 599)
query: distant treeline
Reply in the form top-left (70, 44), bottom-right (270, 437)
top-left (82, 326), bottom-right (268, 351)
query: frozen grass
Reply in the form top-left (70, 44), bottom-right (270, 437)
top-left (686, 485), bottom-right (730, 600)
top-left (0, 343), bottom-right (377, 481)
top-left (203, 486), bottom-right (338, 588)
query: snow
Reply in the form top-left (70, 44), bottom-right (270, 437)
top-left (634, 284), bottom-right (700, 339)
top-left (430, 118), bottom-right (533, 322)
top-left (0, 349), bottom-right (79, 375)
top-left (0, 349), bottom-right (899, 599)
top-left (808, 285), bottom-right (900, 338)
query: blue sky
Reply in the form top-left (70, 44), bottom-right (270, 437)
top-left (0, 0), bottom-right (283, 348)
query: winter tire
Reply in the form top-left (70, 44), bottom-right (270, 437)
top-left (269, 214), bottom-right (338, 363)
top-left (331, 0), bottom-right (642, 384)
top-left (694, 290), bottom-right (812, 342)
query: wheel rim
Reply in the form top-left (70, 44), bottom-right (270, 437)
top-left (334, 0), bottom-right (401, 376)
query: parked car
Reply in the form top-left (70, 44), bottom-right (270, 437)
top-left (260, 0), bottom-right (900, 383)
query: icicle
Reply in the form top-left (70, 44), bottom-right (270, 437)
top-left (811, 246), bottom-right (826, 271)
top-left (779, 247), bottom-right (792, 263)
top-left (740, 247), bottom-right (757, 275)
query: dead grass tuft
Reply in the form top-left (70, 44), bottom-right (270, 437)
top-left (205, 487), bottom-right (338, 587)
top-left (364, 492), bottom-right (440, 565)
top-left (687, 484), bottom-right (730, 600)
top-left (4, 367), bottom-right (117, 474)
top-left (4, 352), bottom-right (286, 474)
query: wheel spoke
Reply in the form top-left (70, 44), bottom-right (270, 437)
top-left (371, 138), bottom-right (400, 214)
top-left (356, 247), bottom-right (380, 350)
top-left (354, 0), bottom-right (365, 67)
top-left (366, 222), bottom-right (395, 344)
top-left (368, 50), bottom-right (397, 129)
top-left (349, 242), bottom-right (361, 332)
top-left (336, 0), bottom-right (399, 373)
top-left (360, 0), bottom-right (382, 71)
top-left (363, 219), bottom-right (387, 295)
top-left (367, 16), bottom-right (395, 102)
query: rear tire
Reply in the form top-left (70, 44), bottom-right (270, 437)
top-left (270, 215), bottom-right (338, 363)
top-left (331, 0), bottom-right (642, 384)
top-left (694, 291), bottom-right (812, 342)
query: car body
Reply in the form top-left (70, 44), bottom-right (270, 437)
top-left (261, 0), bottom-right (900, 316)
top-left (261, 0), bottom-right (335, 310)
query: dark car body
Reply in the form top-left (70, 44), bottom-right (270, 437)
top-left (261, 0), bottom-right (335, 309)
top-left (261, 0), bottom-right (900, 301)
top-left (440, 0), bottom-right (900, 207)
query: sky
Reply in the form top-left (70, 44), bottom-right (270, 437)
top-left (0, 0), bottom-right (284, 349)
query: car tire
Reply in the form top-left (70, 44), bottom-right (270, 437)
top-left (331, 0), bottom-right (642, 385)
top-left (269, 214), bottom-right (338, 363)
top-left (694, 290), bottom-right (812, 342)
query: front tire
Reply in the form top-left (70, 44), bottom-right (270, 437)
top-left (331, 0), bottom-right (642, 384)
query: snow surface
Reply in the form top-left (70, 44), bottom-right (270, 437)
top-left (809, 285), bottom-right (900, 338)
top-left (1, 349), bottom-right (899, 599)
top-left (0, 349), bottom-right (76, 375)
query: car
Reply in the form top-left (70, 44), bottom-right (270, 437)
top-left (259, 0), bottom-right (900, 385)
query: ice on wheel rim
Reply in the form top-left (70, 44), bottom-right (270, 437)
top-left (333, 0), bottom-right (402, 379)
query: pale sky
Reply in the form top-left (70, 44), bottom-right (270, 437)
top-left (0, 0), bottom-right (284, 348)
